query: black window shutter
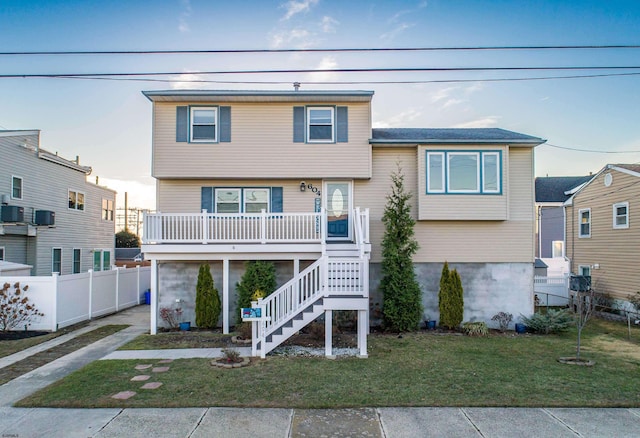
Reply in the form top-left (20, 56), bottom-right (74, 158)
top-left (271, 187), bottom-right (283, 212)
top-left (293, 106), bottom-right (305, 143)
top-left (176, 106), bottom-right (188, 142)
top-left (201, 187), bottom-right (213, 212)
top-left (336, 106), bottom-right (348, 142)
top-left (219, 106), bottom-right (231, 142)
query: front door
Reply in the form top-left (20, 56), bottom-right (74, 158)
top-left (325, 181), bottom-right (352, 240)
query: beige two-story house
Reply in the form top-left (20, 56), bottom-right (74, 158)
top-left (141, 89), bottom-right (545, 357)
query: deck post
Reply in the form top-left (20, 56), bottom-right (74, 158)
top-left (358, 309), bottom-right (368, 358)
top-left (223, 258), bottom-right (230, 334)
top-left (325, 309), bottom-right (333, 357)
top-left (150, 260), bottom-right (158, 335)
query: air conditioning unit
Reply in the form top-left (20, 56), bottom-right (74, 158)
top-left (1, 205), bottom-right (24, 222)
top-left (35, 210), bottom-right (55, 226)
top-left (570, 275), bottom-right (591, 292)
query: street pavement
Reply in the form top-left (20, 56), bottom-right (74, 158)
top-left (1, 305), bottom-right (640, 437)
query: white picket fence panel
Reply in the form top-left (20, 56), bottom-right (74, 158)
top-left (1, 266), bottom-right (150, 332)
top-left (534, 275), bottom-right (569, 307)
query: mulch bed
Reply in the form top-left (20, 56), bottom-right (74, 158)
top-left (0, 325), bottom-right (129, 386)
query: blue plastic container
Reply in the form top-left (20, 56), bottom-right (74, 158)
top-left (144, 290), bottom-right (151, 305)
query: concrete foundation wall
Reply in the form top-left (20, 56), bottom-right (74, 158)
top-left (157, 260), bottom-right (314, 328)
top-left (370, 262), bottom-right (534, 330)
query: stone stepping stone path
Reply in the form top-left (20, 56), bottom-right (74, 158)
top-left (110, 362), bottom-right (171, 399)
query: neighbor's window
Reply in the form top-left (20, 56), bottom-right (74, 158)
top-left (69, 190), bottom-right (85, 211)
top-left (52, 248), bottom-right (62, 274)
top-left (0, 246), bottom-right (5, 261)
top-left (307, 107), bottom-right (334, 142)
top-left (190, 107), bottom-right (217, 142)
top-left (552, 241), bottom-right (564, 258)
top-left (215, 189), bottom-right (241, 213)
top-left (613, 202), bottom-right (629, 229)
top-left (12, 176), bottom-right (23, 199)
top-left (103, 250), bottom-right (111, 271)
top-left (426, 151), bottom-right (502, 194)
top-left (578, 265), bottom-right (591, 276)
top-left (73, 248), bottom-right (81, 274)
top-left (93, 250), bottom-right (102, 271)
top-left (243, 188), bottom-right (269, 213)
top-left (102, 199), bottom-right (114, 221)
top-left (579, 209), bottom-right (591, 238)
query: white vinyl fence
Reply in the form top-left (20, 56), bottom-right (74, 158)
top-left (1, 266), bottom-right (151, 332)
top-left (534, 274), bottom-right (569, 307)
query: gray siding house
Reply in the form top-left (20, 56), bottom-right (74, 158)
top-left (0, 130), bottom-right (116, 276)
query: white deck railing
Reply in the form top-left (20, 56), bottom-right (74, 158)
top-left (143, 208), bottom-right (370, 245)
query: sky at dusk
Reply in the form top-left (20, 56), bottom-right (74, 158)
top-left (1, 0), bottom-right (639, 210)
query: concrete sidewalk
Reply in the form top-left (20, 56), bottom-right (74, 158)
top-left (2, 305), bottom-right (640, 437)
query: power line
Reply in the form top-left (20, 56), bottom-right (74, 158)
top-left (1, 44), bottom-right (639, 56)
top-left (2, 65), bottom-right (640, 79)
top-left (543, 143), bottom-right (640, 154)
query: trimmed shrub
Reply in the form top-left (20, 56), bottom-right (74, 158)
top-left (195, 264), bottom-right (221, 329)
top-left (520, 309), bottom-right (574, 334)
top-left (439, 263), bottom-right (464, 329)
top-left (236, 261), bottom-right (277, 323)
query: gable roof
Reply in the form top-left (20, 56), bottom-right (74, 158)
top-left (612, 163), bottom-right (640, 175)
top-left (370, 128), bottom-right (545, 146)
top-left (535, 176), bottom-right (592, 203)
top-left (564, 163), bottom-right (640, 205)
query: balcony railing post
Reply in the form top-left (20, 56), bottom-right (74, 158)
top-left (260, 209), bottom-right (267, 244)
top-left (202, 209), bottom-right (208, 244)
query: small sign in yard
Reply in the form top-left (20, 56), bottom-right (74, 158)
top-left (241, 307), bottom-right (262, 320)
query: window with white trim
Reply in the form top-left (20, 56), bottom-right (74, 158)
top-left (52, 248), bottom-right (62, 274)
top-left (68, 190), bottom-right (85, 211)
top-left (0, 247), bottom-right (5, 261)
top-left (93, 249), bottom-right (111, 271)
top-left (102, 199), bottom-right (114, 221)
top-left (578, 265), bottom-right (591, 276)
top-left (426, 151), bottom-right (502, 194)
top-left (578, 208), bottom-right (591, 238)
top-left (552, 241), bottom-right (564, 258)
top-left (73, 248), bottom-right (81, 274)
top-left (190, 107), bottom-right (217, 142)
top-left (215, 188), bottom-right (271, 213)
top-left (12, 176), bottom-right (23, 199)
top-left (613, 202), bottom-right (629, 229)
top-left (307, 107), bottom-right (334, 142)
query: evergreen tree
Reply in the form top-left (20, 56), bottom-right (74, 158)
top-left (236, 260), bottom-right (277, 323)
top-left (439, 262), bottom-right (464, 329)
top-left (380, 165), bottom-right (423, 332)
top-left (195, 263), bottom-right (221, 329)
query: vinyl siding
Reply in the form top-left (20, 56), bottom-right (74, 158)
top-left (567, 168), bottom-right (640, 300)
top-left (0, 134), bottom-right (116, 276)
top-left (358, 147), bottom-right (534, 263)
top-left (157, 179), bottom-right (323, 213)
top-left (152, 101), bottom-right (372, 179)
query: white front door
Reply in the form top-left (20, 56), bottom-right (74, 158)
top-left (324, 181), bottom-right (352, 240)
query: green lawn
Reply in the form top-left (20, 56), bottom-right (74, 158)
top-left (16, 319), bottom-right (640, 408)
top-left (0, 322), bottom-right (90, 359)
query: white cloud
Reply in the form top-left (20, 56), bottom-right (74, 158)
top-left (431, 87), bottom-right (459, 102)
top-left (308, 55), bottom-right (339, 82)
top-left (321, 16), bottom-right (339, 33)
top-left (281, 0), bottom-right (318, 20)
top-left (463, 82), bottom-right (485, 95)
top-left (374, 108), bottom-right (423, 128)
top-left (270, 28), bottom-right (312, 48)
top-left (453, 117), bottom-right (500, 128)
top-left (178, 0), bottom-right (191, 33)
top-left (379, 23), bottom-right (414, 41)
top-left (442, 99), bottom-right (464, 108)
top-left (169, 72), bottom-right (207, 89)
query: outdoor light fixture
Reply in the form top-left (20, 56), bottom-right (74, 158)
top-left (300, 181), bottom-right (306, 192)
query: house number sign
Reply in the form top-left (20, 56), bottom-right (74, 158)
top-left (306, 183), bottom-right (321, 197)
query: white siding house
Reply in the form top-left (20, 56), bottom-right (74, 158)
top-left (0, 130), bottom-right (116, 276)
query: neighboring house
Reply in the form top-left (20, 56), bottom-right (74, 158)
top-left (565, 164), bottom-right (640, 305)
top-left (141, 89), bottom-right (545, 356)
top-left (0, 130), bottom-right (116, 276)
top-left (535, 175), bottom-right (591, 275)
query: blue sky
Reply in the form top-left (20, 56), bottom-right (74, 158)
top-left (1, 0), bottom-right (639, 209)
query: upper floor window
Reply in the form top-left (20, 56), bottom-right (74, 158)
top-left (579, 208), bottom-right (591, 238)
top-left (426, 151), bottom-right (501, 194)
top-left (11, 176), bottom-right (22, 199)
top-left (69, 190), bottom-right (85, 211)
top-left (307, 107), bottom-right (334, 143)
top-left (190, 107), bottom-right (217, 142)
top-left (102, 199), bottom-right (114, 221)
top-left (613, 202), bottom-right (629, 229)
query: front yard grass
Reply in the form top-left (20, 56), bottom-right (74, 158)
top-left (16, 318), bottom-right (640, 408)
